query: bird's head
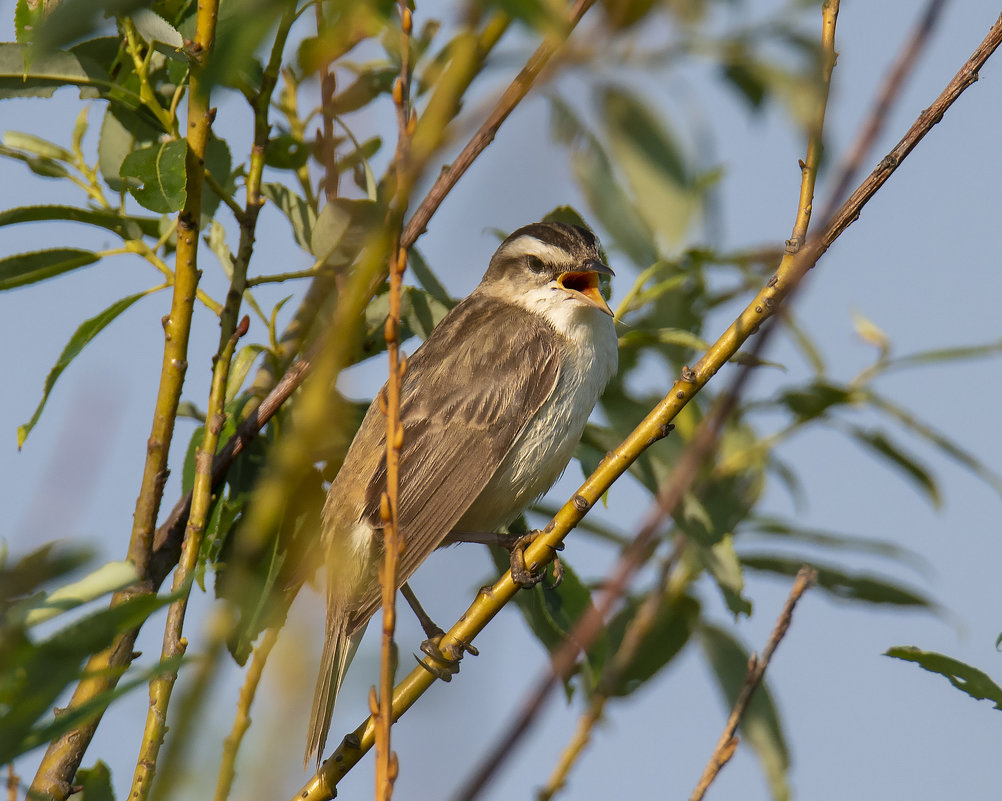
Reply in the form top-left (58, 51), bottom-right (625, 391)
top-left (480, 222), bottom-right (615, 319)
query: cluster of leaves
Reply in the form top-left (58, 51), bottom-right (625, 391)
top-left (3, 1), bottom-right (1002, 800)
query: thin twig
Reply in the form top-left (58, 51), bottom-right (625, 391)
top-left (214, 627), bottom-right (280, 801)
top-left (539, 543), bottom-right (684, 801)
top-left (374, 4), bottom-right (414, 797)
top-left (689, 567), bottom-right (817, 801)
top-left (816, 0), bottom-right (948, 225)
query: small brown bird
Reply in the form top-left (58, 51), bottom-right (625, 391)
top-left (306, 221), bottom-right (618, 766)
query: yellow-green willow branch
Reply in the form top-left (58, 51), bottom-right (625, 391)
top-left (128, 315), bottom-right (248, 801)
top-left (28, 1), bottom-right (221, 797)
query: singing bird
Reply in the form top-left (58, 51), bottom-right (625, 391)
top-left (306, 221), bottom-right (618, 766)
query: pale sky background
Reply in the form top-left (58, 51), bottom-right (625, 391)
top-left (2, 3), bottom-right (1002, 801)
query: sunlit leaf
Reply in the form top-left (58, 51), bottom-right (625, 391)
top-left (119, 139), bottom-right (188, 213)
top-left (886, 647), bottom-right (1002, 710)
top-left (549, 96), bottom-right (658, 267)
top-left (8, 561), bottom-right (139, 627)
top-left (0, 204), bottom-right (160, 240)
top-left (599, 85), bottom-right (700, 248)
top-left (18, 290), bottom-right (153, 448)
top-left (310, 198), bottom-right (379, 268)
top-left (77, 761), bottom-right (115, 801)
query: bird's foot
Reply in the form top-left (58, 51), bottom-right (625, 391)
top-left (502, 530), bottom-right (564, 589)
top-left (415, 634), bottom-right (479, 682)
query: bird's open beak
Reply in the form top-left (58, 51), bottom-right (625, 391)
top-left (558, 259), bottom-right (615, 316)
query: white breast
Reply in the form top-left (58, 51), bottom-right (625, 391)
top-left (458, 297), bottom-right (617, 531)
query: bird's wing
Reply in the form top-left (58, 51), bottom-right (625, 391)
top-left (349, 292), bottom-right (561, 626)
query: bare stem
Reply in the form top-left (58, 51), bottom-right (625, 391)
top-left (688, 567), bottom-right (817, 801)
top-left (214, 627), bottom-right (280, 801)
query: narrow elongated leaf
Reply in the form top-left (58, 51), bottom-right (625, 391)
top-left (700, 624), bottom-right (790, 801)
top-left (847, 427), bottom-right (941, 508)
top-left (604, 593), bottom-right (699, 696)
top-left (0, 204), bottom-right (160, 239)
top-left (407, 248), bottom-right (454, 307)
top-left (0, 590), bottom-right (175, 763)
top-left (741, 555), bottom-right (933, 608)
top-left (745, 517), bottom-right (930, 574)
top-left (863, 390), bottom-right (1002, 496)
top-left (886, 647), bottom-right (1002, 710)
top-left (9, 561), bottom-right (139, 627)
top-left (261, 183), bottom-right (316, 252)
top-left (599, 85), bottom-right (699, 248)
top-left (3, 130), bottom-right (73, 162)
top-left (0, 248), bottom-right (99, 291)
top-left (18, 290), bottom-right (153, 448)
top-left (549, 96), bottom-right (658, 268)
top-left (120, 139), bottom-right (187, 213)
top-left (0, 42), bottom-right (111, 99)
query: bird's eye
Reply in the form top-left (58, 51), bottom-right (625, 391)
top-left (525, 255), bottom-right (545, 273)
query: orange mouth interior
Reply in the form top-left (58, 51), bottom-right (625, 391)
top-left (558, 271), bottom-right (612, 315)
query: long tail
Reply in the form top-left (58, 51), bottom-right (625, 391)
top-left (305, 610), bottom-right (363, 769)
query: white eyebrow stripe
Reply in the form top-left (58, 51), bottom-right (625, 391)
top-left (500, 236), bottom-right (576, 265)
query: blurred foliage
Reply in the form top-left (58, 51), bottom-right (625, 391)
top-left (2, 0), bottom-right (1001, 799)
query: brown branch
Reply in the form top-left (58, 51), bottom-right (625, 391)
top-left (689, 567), bottom-right (817, 801)
top-left (816, 0), bottom-right (948, 225)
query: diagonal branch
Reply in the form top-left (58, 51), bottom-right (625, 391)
top-left (290, 10), bottom-right (1002, 801)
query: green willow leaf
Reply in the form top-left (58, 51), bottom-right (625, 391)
top-left (76, 761), bottom-right (115, 801)
top-left (0, 42), bottom-right (112, 99)
top-left (886, 647), bottom-right (1002, 710)
top-left (604, 593), bottom-right (699, 696)
top-left (261, 183), bottom-right (316, 252)
top-left (18, 290), bottom-right (154, 448)
top-left (120, 139), bottom-right (187, 213)
top-left (0, 204), bottom-right (160, 239)
top-left (0, 248), bottom-right (99, 291)
top-left (847, 427), bottom-right (941, 508)
top-left (741, 555), bottom-right (933, 608)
